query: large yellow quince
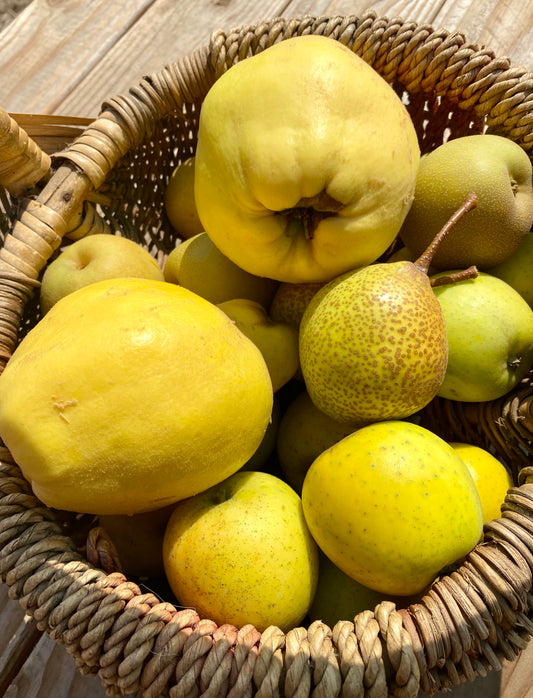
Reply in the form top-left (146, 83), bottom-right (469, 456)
top-left (0, 278), bottom-right (273, 515)
top-left (194, 34), bottom-right (420, 283)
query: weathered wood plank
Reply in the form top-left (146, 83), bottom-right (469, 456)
top-left (2, 0), bottom-right (533, 118)
top-left (0, 585), bottom-right (42, 695)
top-left (56, 0), bottom-right (533, 118)
top-left (54, 0), bottom-right (293, 117)
top-left (500, 648), bottom-right (533, 698)
top-left (433, 0), bottom-right (533, 70)
top-left (0, 0), bottom-right (157, 114)
top-left (0, 583), bottom-right (108, 698)
top-left (4, 632), bottom-right (112, 698)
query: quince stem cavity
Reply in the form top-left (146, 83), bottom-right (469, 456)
top-left (281, 191), bottom-right (343, 240)
top-left (412, 191), bottom-right (480, 288)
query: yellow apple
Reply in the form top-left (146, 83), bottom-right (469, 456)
top-left (195, 35), bottom-right (420, 283)
top-left (217, 298), bottom-right (299, 392)
top-left (302, 421), bottom-right (483, 595)
top-left (449, 442), bottom-right (513, 524)
top-left (277, 390), bottom-right (362, 493)
top-left (163, 470), bottom-right (319, 632)
top-left (164, 232), bottom-right (278, 307)
top-left (164, 157), bottom-right (205, 239)
top-left (39, 234), bottom-right (164, 314)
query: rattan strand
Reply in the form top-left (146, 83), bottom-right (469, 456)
top-left (3, 443), bottom-right (531, 697)
top-left (0, 107), bottom-right (51, 197)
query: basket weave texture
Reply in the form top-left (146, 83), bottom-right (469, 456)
top-left (1, 10), bottom-right (533, 698)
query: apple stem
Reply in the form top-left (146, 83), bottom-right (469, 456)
top-left (507, 356), bottom-right (522, 370)
top-left (430, 265), bottom-right (479, 287)
top-left (414, 192), bottom-right (479, 276)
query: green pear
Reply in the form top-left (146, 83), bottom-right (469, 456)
top-left (301, 421), bottom-right (483, 596)
top-left (270, 281), bottom-right (326, 328)
top-left (431, 271), bottom-right (533, 402)
top-left (308, 552), bottom-right (417, 627)
top-left (488, 231), bottom-right (533, 308)
top-left (399, 134), bottom-right (533, 269)
top-left (277, 390), bottom-right (363, 493)
top-left (164, 232), bottom-right (278, 307)
top-left (217, 298), bottom-right (299, 392)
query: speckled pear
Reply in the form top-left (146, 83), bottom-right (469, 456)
top-left (300, 195), bottom-right (479, 423)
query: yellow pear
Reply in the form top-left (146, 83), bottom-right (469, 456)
top-left (164, 156), bottom-right (205, 239)
top-left (299, 195), bottom-right (480, 423)
top-left (195, 34), bottom-right (420, 283)
top-left (217, 298), bottom-right (299, 392)
top-left (299, 258), bottom-right (448, 422)
top-left (0, 278), bottom-right (273, 515)
top-left (164, 232), bottom-right (277, 307)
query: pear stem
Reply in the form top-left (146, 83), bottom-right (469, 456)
top-left (430, 265), bottom-right (479, 287)
top-left (414, 192), bottom-right (479, 275)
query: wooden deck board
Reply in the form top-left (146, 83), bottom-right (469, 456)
top-left (3, 0), bottom-right (533, 118)
top-left (0, 0), bottom-right (157, 114)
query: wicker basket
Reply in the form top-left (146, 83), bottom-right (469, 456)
top-left (1, 10), bottom-right (533, 698)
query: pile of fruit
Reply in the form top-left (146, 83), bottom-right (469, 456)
top-left (0, 34), bottom-right (532, 634)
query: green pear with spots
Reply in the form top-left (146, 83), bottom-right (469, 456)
top-left (299, 195), bottom-right (479, 423)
